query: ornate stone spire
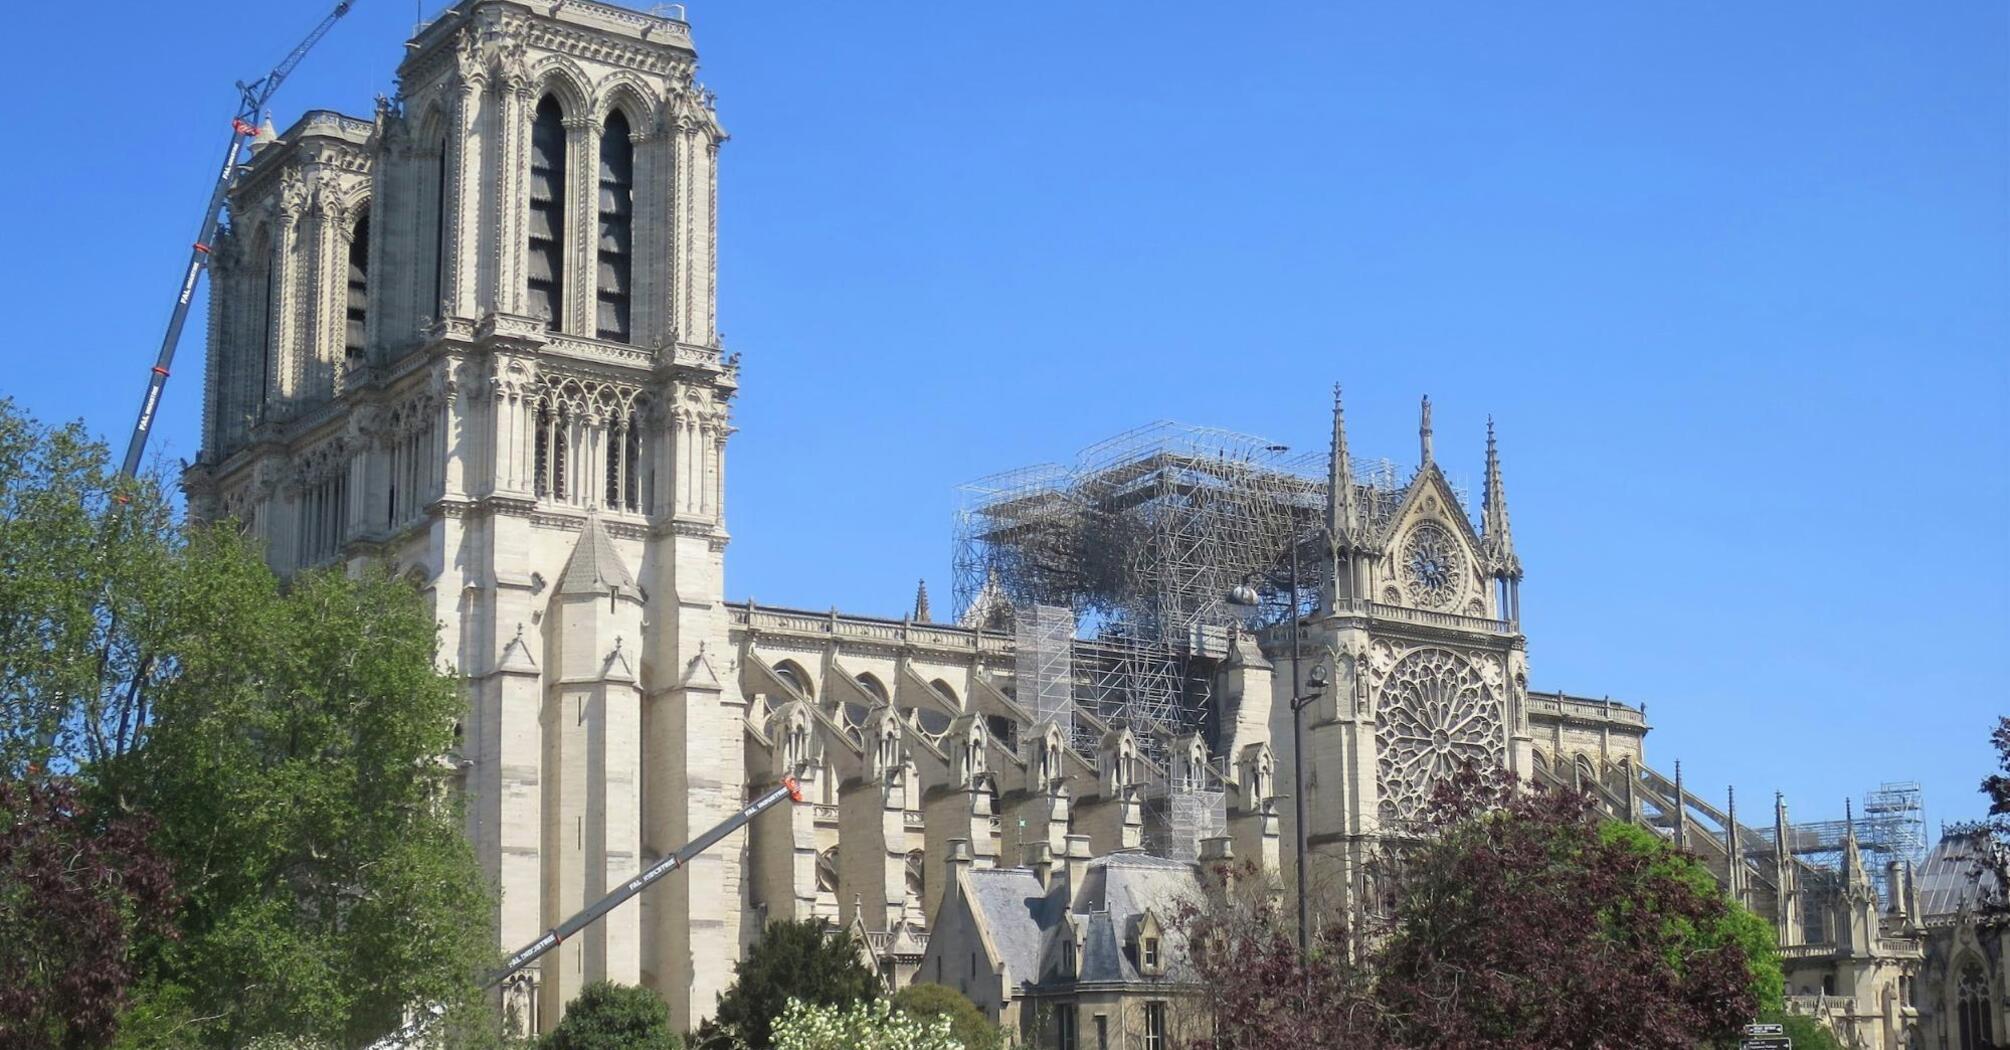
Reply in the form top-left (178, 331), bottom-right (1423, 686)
top-left (1841, 798), bottom-right (1873, 895)
top-left (1418, 394), bottom-right (1434, 466)
top-left (912, 579), bottom-right (932, 623)
top-left (1326, 384), bottom-right (1360, 550)
top-left (1481, 417), bottom-right (1522, 579)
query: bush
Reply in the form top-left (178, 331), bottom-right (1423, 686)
top-left (772, 998), bottom-right (961, 1050)
top-left (543, 982), bottom-right (681, 1050)
top-left (699, 920), bottom-right (881, 1049)
top-left (891, 984), bottom-right (1001, 1050)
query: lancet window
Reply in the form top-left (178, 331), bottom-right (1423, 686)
top-left (430, 138), bottom-right (448, 318)
top-left (297, 442), bottom-right (350, 566)
top-left (595, 111), bottom-right (634, 342)
top-left (384, 397), bottom-right (437, 529)
top-left (528, 97), bottom-right (566, 329)
top-left (344, 207), bottom-right (369, 359)
top-left (1959, 960), bottom-right (1993, 1050)
top-left (531, 378), bottom-right (646, 512)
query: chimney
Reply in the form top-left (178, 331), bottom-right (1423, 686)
top-left (1025, 841), bottom-right (1055, 890)
top-left (1060, 834), bottom-right (1093, 911)
top-left (1199, 836), bottom-right (1236, 897)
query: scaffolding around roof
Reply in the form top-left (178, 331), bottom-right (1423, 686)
top-left (1789, 781), bottom-right (1927, 903)
top-left (955, 422), bottom-right (1353, 754)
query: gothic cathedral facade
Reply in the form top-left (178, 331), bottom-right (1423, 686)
top-left (186, 3), bottom-right (1928, 1046)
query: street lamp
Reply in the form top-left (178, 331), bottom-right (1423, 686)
top-left (1227, 538), bottom-right (1329, 955)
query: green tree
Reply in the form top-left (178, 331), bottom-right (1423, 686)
top-left (0, 400), bottom-right (493, 1048)
top-left (1599, 820), bottom-right (1784, 1011)
top-left (115, 549), bottom-right (493, 1048)
top-left (890, 983), bottom-right (1000, 1050)
top-left (0, 399), bottom-right (178, 779)
top-left (542, 982), bottom-right (682, 1050)
top-left (699, 920), bottom-right (881, 1050)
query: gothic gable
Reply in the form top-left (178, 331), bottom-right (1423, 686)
top-left (1373, 465), bottom-right (1488, 616)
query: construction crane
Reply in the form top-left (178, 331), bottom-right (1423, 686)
top-left (117, 1), bottom-right (357, 481)
top-left (366, 774), bottom-right (806, 1049)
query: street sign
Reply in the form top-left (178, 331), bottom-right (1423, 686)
top-left (1744, 1023), bottom-right (1786, 1036)
top-left (1739, 1038), bottom-right (1791, 1050)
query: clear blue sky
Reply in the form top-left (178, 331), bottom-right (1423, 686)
top-left (2, 3), bottom-right (2004, 832)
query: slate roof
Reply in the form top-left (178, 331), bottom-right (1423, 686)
top-left (557, 514), bottom-right (640, 598)
top-left (965, 851), bottom-right (1204, 993)
top-left (1078, 851), bottom-right (1202, 921)
top-left (967, 867), bottom-right (1059, 984)
top-left (1918, 829), bottom-right (2003, 920)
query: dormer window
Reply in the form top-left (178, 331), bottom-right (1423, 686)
top-left (1142, 935), bottom-right (1160, 972)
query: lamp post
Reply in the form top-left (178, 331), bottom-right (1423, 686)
top-left (1228, 528), bottom-right (1328, 954)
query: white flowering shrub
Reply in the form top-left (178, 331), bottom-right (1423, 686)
top-left (769, 997), bottom-right (964, 1050)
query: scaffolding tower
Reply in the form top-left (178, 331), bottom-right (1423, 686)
top-left (1014, 604), bottom-right (1077, 739)
top-left (1787, 781), bottom-right (1927, 902)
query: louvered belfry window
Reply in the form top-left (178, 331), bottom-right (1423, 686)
top-left (345, 207), bottom-right (369, 358)
top-left (595, 111), bottom-right (634, 342)
top-left (528, 97), bottom-right (567, 330)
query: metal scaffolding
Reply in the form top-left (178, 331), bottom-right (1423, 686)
top-left (1790, 781), bottom-right (1927, 902)
top-left (955, 422), bottom-right (1350, 755)
top-left (1014, 604), bottom-right (1077, 738)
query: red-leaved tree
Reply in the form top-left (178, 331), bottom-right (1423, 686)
top-left (0, 777), bottom-right (177, 1050)
top-left (1376, 771), bottom-right (1758, 1049)
top-left (1182, 770), bottom-right (1766, 1050)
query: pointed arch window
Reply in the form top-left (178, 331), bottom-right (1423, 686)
top-left (1959, 960), bottom-right (1993, 1050)
top-left (256, 231), bottom-right (276, 413)
top-left (528, 97), bottom-right (567, 330)
top-left (344, 206), bottom-right (369, 360)
top-left (431, 138), bottom-right (448, 318)
top-left (595, 110), bottom-right (634, 342)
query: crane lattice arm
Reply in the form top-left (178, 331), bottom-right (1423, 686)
top-left (117, 1), bottom-right (356, 480)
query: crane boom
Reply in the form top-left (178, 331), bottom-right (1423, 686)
top-left (364, 775), bottom-right (805, 1049)
top-left (117, 1), bottom-right (356, 480)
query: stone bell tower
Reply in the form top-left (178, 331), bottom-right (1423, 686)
top-left (189, 0), bottom-right (742, 1033)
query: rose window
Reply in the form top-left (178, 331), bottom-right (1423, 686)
top-left (1375, 647), bottom-right (1504, 824)
top-left (1401, 521), bottom-right (1464, 609)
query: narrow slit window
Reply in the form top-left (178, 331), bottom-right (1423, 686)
top-left (431, 139), bottom-right (448, 318)
top-left (345, 207), bottom-right (369, 359)
top-left (595, 111), bottom-right (634, 342)
top-left (259, 241), bottom-right (275, 411)
top-left (528, 97), bottom-right (567, 330)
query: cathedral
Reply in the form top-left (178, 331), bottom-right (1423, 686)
top-left (184, 3), bottom-right (1969, 1047)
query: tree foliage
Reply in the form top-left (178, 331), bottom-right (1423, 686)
top-left (0, 400), bottom-right (493, 1048)
top-left (542, 982), bottom-right (682, 1050)
top-left (1182, 771), bottom-right (1774, 1050)
top-left (698, 919), bottom-right (881, 1050)
top-left (0, 777), bottom-right (177, 1050)
top-left (1378, 773), bottom-right (1761, 1048)
top-left (1179, 866), bottom-right (1386, 1050)
top-left (0, 400), bottom-right (179, 777)
top-left (772, 998), bottom-right (961, 1050)
top-left (889, 983), bottom-right (999, 1050)
top-left (1975, 716), bottom-right (2010, 916)
top-left (113, 552), bottom-right (493, 1048)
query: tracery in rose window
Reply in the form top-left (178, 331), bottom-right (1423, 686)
top-left (1375, 647), bottom-right (1504, 824)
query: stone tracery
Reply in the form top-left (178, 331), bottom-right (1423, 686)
top-left (1374, 646), bottom-right (1504, 824)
